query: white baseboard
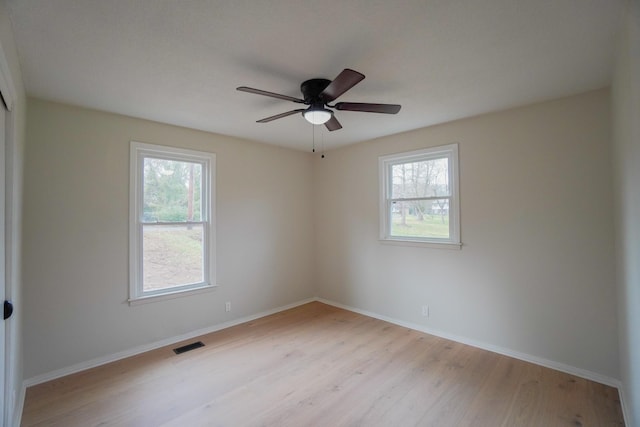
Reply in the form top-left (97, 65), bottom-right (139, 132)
top-left (23, 297), bottom-right (316, 388)
top-left (316, 297), bottom-right (622, 389)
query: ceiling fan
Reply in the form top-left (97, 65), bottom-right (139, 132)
top-left (237, 69), bottom-right (401, 131)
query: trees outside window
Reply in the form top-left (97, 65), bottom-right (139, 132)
top-left (379, 144), bottom-right (460, 246)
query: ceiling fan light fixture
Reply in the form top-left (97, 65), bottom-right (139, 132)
top-left (238, 69), bottom-right (401, 131)
top-left (303, 107), bottom-right (332, 125)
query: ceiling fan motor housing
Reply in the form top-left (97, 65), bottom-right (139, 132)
top-left (300, 78), bottom-right (331, 104)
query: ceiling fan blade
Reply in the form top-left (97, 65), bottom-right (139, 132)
top-left (320, 69), bottom-right (365, 103)
top-left (324, 115), bottom-right (342, 131)
top-left (256, 109), bottom-right (305, 123)
top-left (335, 102), bottom-right (401, 114)
top-left (237, 86), bottom-right (304, 104)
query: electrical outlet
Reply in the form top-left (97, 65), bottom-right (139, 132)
top-left (225, 301), bottom-right (231, 312)
top-left (421, 305), bottom-right (429, 317)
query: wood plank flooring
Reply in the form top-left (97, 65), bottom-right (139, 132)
top-left (21, 302), bottom-right (624, 426)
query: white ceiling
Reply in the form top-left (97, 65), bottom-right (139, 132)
top-left (6, 0), bottom-right (625, 151)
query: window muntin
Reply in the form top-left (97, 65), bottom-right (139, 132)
top-left (380, 144), bottom-right (460, 246)
top-left (130, 142), bottom-right (216, 302)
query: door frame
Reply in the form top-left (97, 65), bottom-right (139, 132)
top-left (0, 35), bottom-right (20, 426)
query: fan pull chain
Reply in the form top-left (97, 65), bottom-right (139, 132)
top-left (312, 123), bottom-right (315, 153)
top-left (321, 127), bottom-right (325, 158)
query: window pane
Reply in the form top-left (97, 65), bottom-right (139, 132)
top-left (391, 157), bottom-right (449, 199)
top-left (143, 158), bottom-right (202, 222)
top-left (390, 199), bottom-right (450, 239)
top-left (142, 224), bottom-right (204, 291)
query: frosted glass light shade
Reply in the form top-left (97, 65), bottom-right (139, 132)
top-left (303, 108), bottom-right (332, 125)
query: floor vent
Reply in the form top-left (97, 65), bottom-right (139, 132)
top-left (173, 341), bottom-right (205, 355)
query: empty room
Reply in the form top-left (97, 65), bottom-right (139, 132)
top-left (0, 0), bottom-right (639, 426)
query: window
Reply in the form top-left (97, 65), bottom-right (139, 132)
top-left (129, 142), bottom-right (216, 303)
top-left (379, 144), bottom-right (460, 247)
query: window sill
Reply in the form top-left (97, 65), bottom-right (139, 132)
top-left (379, 238), bottom-right (462, 250)
top-left (128, 283), bottom-right (218, 306)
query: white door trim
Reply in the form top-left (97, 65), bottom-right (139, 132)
top-left (0, 34), bottom-right (19, 427)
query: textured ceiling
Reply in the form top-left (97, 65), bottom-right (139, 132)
top-left (6, 0), bottom-right (625, 151)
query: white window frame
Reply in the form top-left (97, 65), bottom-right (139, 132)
top-left (129, 141), bottom-right (216, 304)
top-left (379, 143), bottom-right (461, 248)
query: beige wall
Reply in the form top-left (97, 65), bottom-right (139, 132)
top-left (612, 0), bottom-right (640, 424)
top-left (22, 99), bottom-right (316, 378)
top-left (314, 89), bottom-right (619, 380)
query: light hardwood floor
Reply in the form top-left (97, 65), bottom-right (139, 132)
top-left (21, 302), bottom-right (624, 426)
